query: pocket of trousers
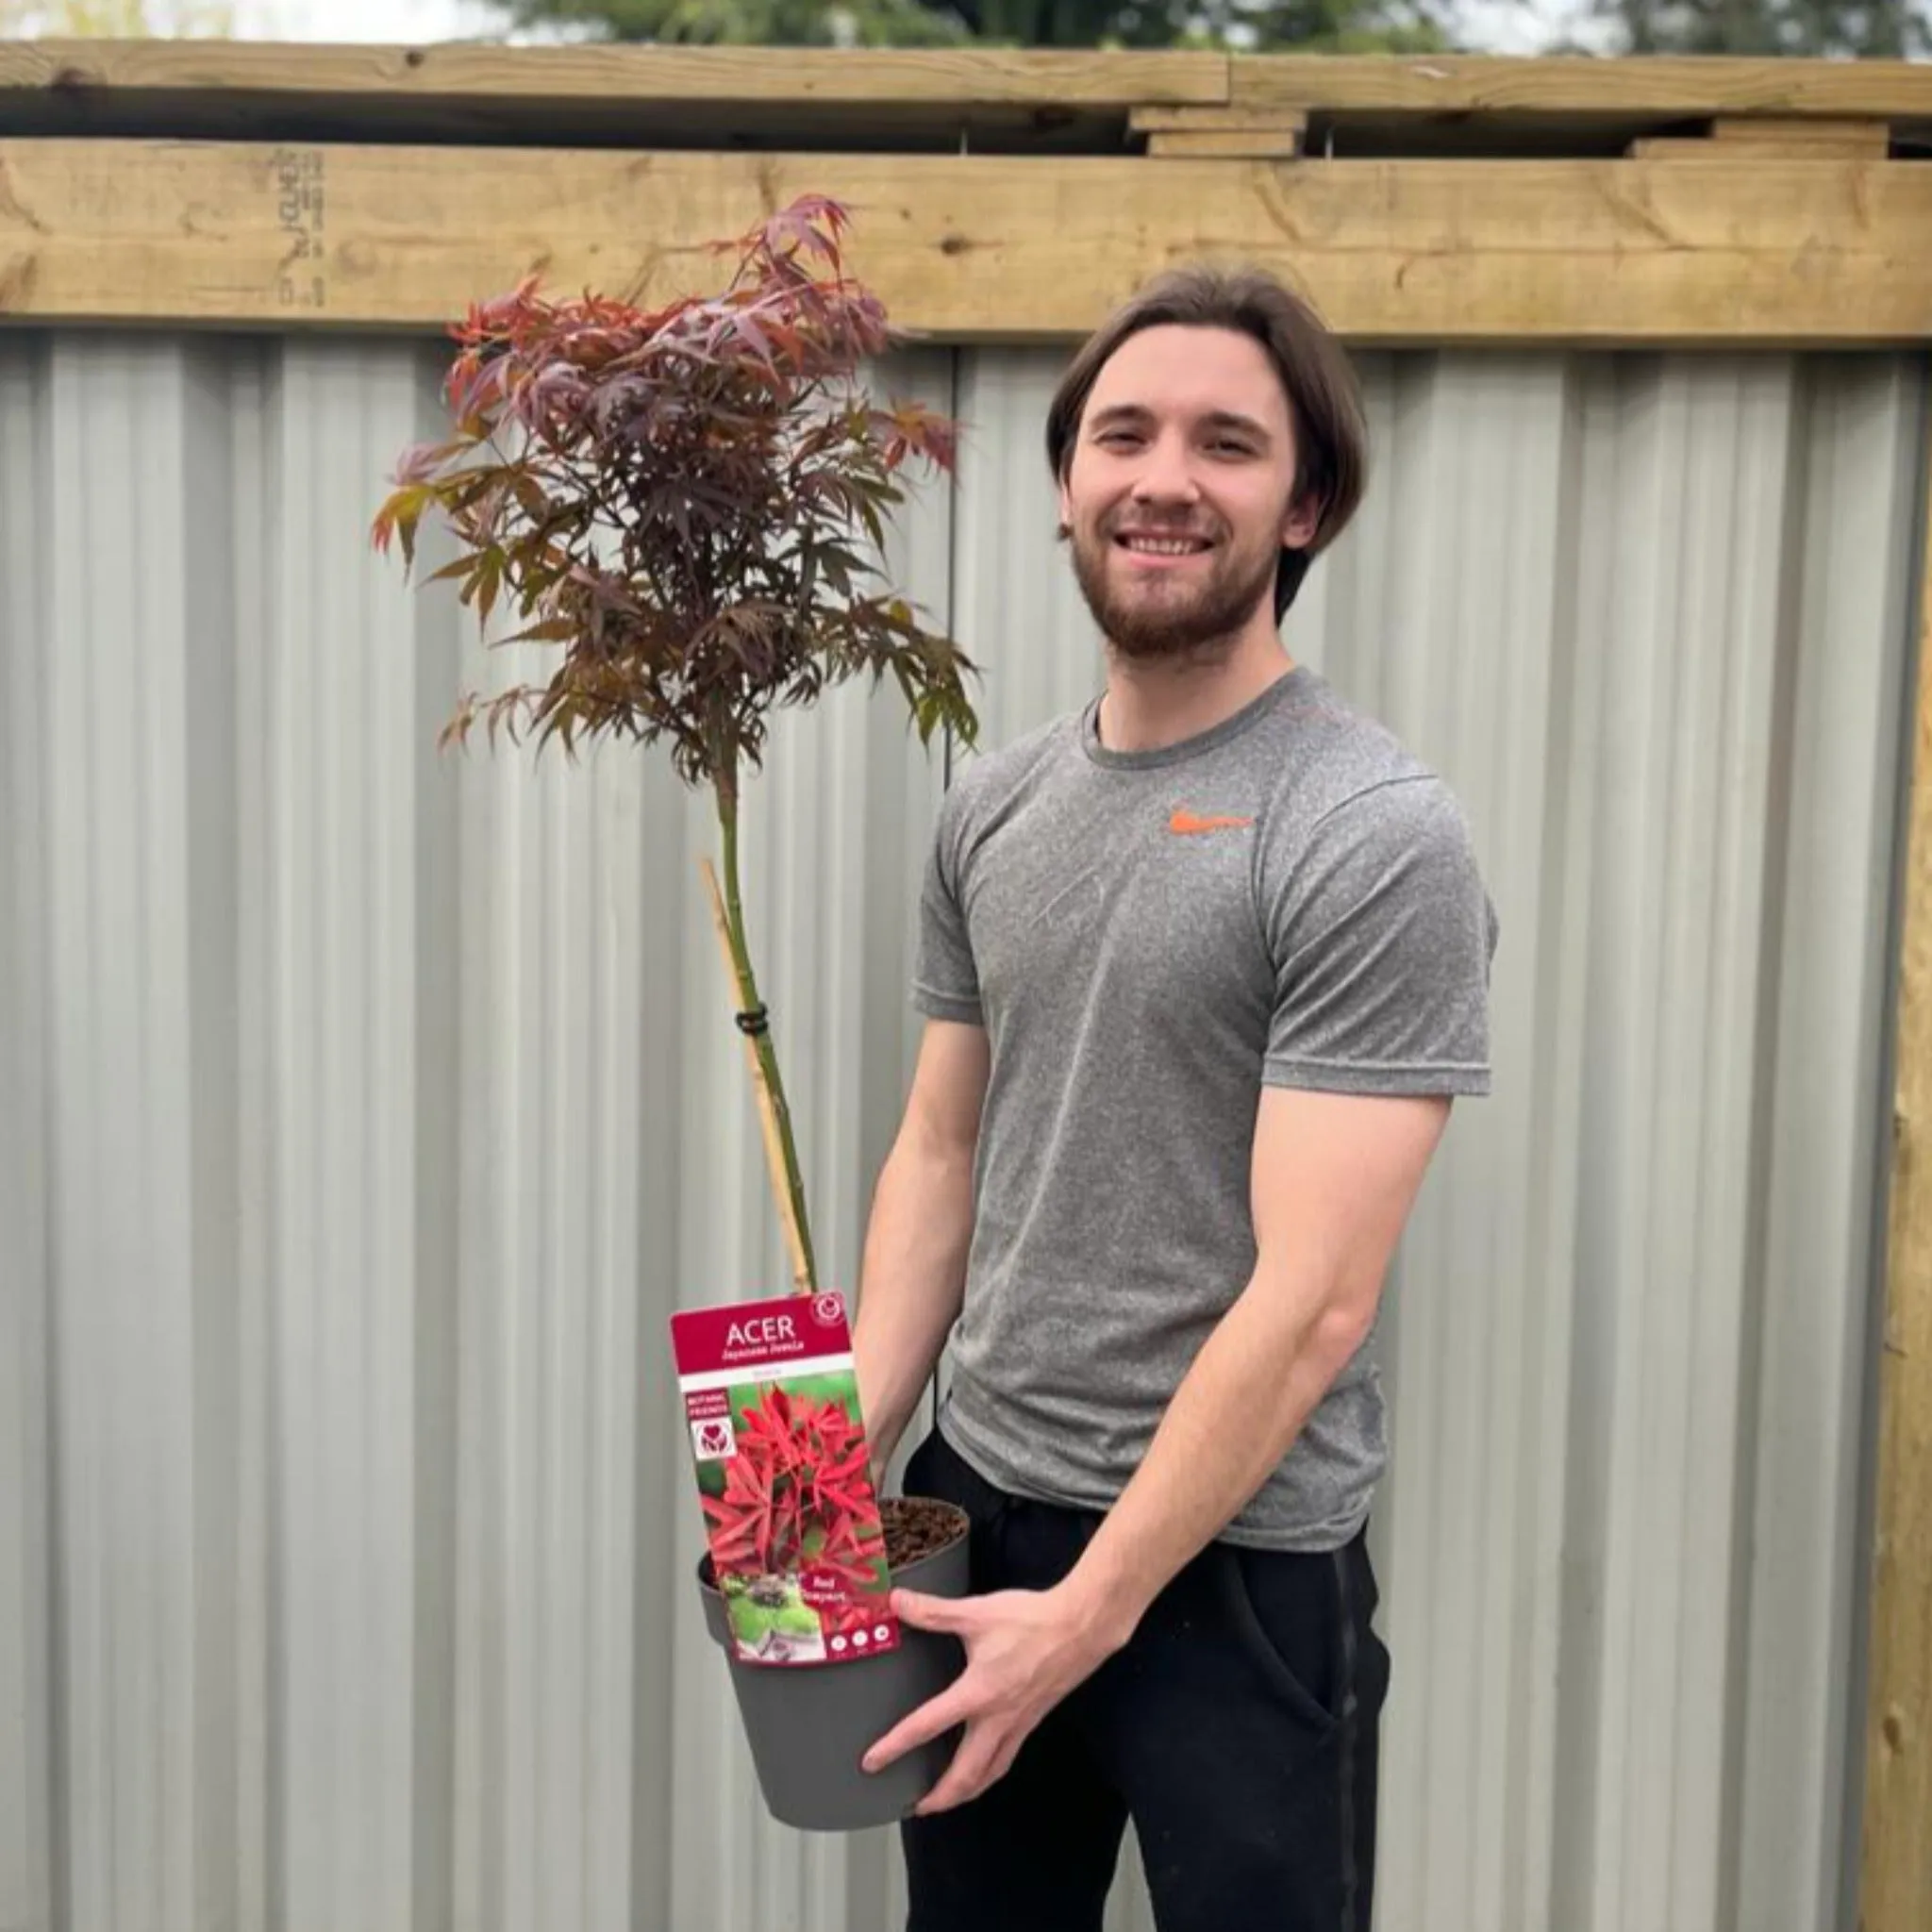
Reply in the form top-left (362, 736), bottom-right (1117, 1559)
top-left (1217, 1543), bottom-right (1345, 1738)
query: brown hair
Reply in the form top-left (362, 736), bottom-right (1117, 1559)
top-left (1044, 266), bottom-right (1368, 622)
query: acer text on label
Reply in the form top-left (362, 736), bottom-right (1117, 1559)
top-left (726, 1315), bottom-right (799, 1348)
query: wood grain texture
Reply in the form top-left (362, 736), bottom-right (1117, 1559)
top-left (1861, 391), bottom-right (1932, 1932)
top-left (3, 140), bottom-right (1930, 345)
top-left (1628, 136), bottom-right (1889, 159)
top-left (1145, 129), bottom-right (1305, 158)
top-left (1708, 115), bottom-right (1891, 148)
top-left (0, 38), bottom-right (1228, 107)
top-left (1629, 115), bottom-right (1894, 161)
top-left (1128, 104), bottom-right (1308, 133)
top-left (9, 43), bottom-right (1932, 125)
top-left (1231, 52), bottom-right (1932, 118)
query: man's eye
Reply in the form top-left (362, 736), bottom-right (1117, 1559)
top-left (1208, 439), bottom-right (1253, 456)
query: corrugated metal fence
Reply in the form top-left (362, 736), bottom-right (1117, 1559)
top-left (1, 332), bottom-right (1924, 1932)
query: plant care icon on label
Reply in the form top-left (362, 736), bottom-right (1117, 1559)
top-left (670, 1290), bottom-right (900, 1668)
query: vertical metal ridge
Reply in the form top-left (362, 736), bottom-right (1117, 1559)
top-left (407, 333), bottom-right (464, 1932)
top-left (628, 541), bottom-right (688, 1932)
top-left (262, 338), bottom-right (435, 1932)
top-left (34, 337), bottom-right (208, 1932)
top-left (226, 334), bottom-right (281, 1932)
top-left (0, 330), bottom-right (56, 1932)
top-left (181, 335), bottom-right (243, 1932)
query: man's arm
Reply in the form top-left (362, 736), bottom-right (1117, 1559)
top-left (864, 1081), bottom-right (1450, 1810)
top-left (852, 1018), bottom-right (990, 1472)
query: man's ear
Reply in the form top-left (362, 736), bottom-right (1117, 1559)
top-left (1282, 492), bottom-right (1323, 550)
top-left (1056, 472), bottom-right (1074, 536)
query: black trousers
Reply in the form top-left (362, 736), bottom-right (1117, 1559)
top-left (900, 1424), bottom-right (1390, 1932)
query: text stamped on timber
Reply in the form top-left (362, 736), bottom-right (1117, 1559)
top-left (272, 148), bottom-right (326, 311)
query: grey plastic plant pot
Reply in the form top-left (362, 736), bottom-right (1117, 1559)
top-left (697, 1507), bottom-right (972, 1832)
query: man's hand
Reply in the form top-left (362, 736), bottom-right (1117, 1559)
top-left (861, 1584), bottom-right (1122, 1814)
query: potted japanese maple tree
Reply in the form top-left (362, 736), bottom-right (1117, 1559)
top-left (373, 197), bottom-right (976, 1831)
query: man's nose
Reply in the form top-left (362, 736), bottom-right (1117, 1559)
top-left (1129, 434), bottom-right (1200, 505)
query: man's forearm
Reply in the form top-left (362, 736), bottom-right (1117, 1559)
top-left (1058, 1263), bottom-right (1371, 1653)
top-left (853, 1137), bottom-right (975, 1469)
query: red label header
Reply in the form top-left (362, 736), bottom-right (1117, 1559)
top-left (670, 1290), bottom-right (853, 1377)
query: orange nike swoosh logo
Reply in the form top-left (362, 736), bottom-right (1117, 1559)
top-left (1170, 809), bottom-right (1254, 835)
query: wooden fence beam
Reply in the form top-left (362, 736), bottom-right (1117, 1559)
top-left (2, 140), bottom-right (1930, 346)
top-left (10, 43), bottom-right (1932, 125)
top-left (1229, 52), bottom-right (1932, 120)
top-left (1143, 128), bottom-right (1306, 159)
top-left (1707, 115), bottom-right (1892, 149)
top-left (1862, 390), bottom-right (1932, 1932)
top-left (1629, 117), bottom-right (1893, 161)
top-left (1130, 105), bottom-right (1307, 158)
top-left (0, 38), bottom-right (1229, 109)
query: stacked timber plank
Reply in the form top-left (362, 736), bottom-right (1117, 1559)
top-left (0, 43), bottom-right (1928, 344)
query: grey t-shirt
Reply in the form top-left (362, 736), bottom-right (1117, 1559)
top-left (912, 664), bottom-right (1497, 1551)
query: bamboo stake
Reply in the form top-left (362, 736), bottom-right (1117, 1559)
top-left (698, 856), bottom-right (814, 1299)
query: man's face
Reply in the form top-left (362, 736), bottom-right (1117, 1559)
top-left (1058, 324), bottom-right (1320, 660)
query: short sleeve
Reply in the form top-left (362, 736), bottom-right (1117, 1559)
top-left (1262, 776), bottom-right (1496, 1096)
top-left (912, 783), bottom-right (984, 1025)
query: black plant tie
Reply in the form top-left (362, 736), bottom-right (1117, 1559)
top-left (735, 1006), bottom-right (771, 1038)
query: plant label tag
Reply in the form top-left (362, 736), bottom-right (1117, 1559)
top-left (670, 1291), bottom-right (900, 1669)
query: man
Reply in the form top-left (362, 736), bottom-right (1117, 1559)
top-left (851, 265), bottom-right (1497, 1932)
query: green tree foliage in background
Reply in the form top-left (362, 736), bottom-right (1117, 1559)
top-left (491, 0), bottom-right (965, 44)
top-left (0, 0), bottom-right (232, 28)
top-left (490, 0), bottom-right (1457, 54)
top-left (495, 0), bottom-right (1930, 56)
top-left (1580, 0), bottom-right (1927, 55)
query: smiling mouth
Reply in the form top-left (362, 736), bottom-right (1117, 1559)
top-left (1115, 534), bottom-right (1213, 558)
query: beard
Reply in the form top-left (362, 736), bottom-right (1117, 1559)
top-left (1068, 513), bottom-right (1279, 662)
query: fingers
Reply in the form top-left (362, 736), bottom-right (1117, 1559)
top-left (891, 1587), bottom-right (971, 1633)
top-left (912, 1727), bottom-right (1022, 1816)
top-left (861, 1683), bottom-right (971, 1775)
top-left (861, 1592), bottom-right (976, 1773)
top-left (911, 1757), bottom-right (981, 1815)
